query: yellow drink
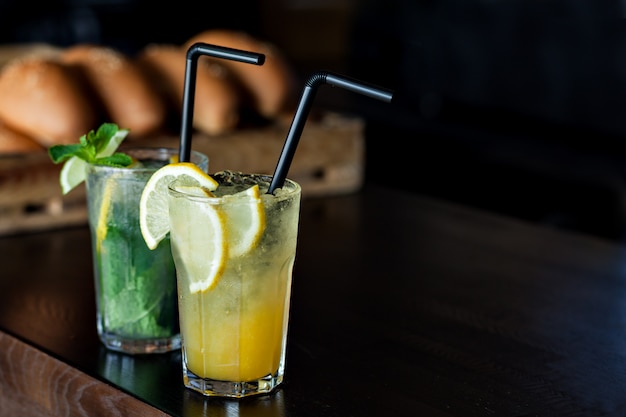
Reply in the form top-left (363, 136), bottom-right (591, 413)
top-left (181, 267), bottom-right (289, 381)
top-left (168, 172), bottom-right (300, 397)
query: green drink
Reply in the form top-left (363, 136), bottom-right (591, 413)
top-left (86, 147), bottom-right (208, 354)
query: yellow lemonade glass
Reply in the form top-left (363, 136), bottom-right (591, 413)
top-left (167, 171), bottom-right (301, 397)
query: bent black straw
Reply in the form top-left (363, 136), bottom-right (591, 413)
top-left (179, 43), bottom-right (265, 163)
top-left (267, 71), bottom-right (394, 194)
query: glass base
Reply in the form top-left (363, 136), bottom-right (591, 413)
top-left (99, 333), bottom-right (181, 355)
top-left (183, 368), bottom-right (283, 398)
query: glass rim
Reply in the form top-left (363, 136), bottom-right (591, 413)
top-left (88, 147), bottom-right (208, 174)
top-left (168, 174), bottom-right (301, 203)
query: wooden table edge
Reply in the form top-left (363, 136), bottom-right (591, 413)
top-left (0, 330), bottom-right (170, 416)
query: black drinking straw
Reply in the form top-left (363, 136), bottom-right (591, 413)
top-left (179, 42), bottom-right (265, 163)
top-left (267, 71), bottom-right (394, 194)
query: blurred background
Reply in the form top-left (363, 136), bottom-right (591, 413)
top-left (0, 0), bottom-right (625, 240)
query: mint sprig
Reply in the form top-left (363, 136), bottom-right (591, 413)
top-left (48, 123), bottom-right (132, 167)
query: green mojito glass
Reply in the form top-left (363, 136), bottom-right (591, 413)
top-left (167, 171), bottom-right (301, 397)
top-left (86, 147), bottom-right (208, 354)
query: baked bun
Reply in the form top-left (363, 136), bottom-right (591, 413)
top-left (0, 120), bottom-right (44, 154)
top-left (0, 57), bottom-right (97, 146)
top-left (0, 43), bottom-right (61, 70)
top-left (184, 29), bottom-right (298, 119)
top-left (136, 44), bottom-right (240, 136)
top-left (61, 44), bottom-right (166, 137)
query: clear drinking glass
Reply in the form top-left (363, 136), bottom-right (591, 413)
top-left (86, 147), bottom-right (208, 354)
top-left (167, 172), bottom-right (301, 397)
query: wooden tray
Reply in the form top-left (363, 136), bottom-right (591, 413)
top-left (0, 113), bottom-right (364, 236)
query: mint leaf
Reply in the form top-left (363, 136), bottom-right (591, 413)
top-left (94, 123), bottom-right (119, 153)
top-left (47, 122), bottom-right (131, 167)
top-left (96, 153), bottom-right (133, 167)
top-left (48, 143), bottom-right (84, 163)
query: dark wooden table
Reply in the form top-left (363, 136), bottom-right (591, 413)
top-left (2, 184), bottom-right (626, 416)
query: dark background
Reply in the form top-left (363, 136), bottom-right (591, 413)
top-left (0, 0), bottom-right (625, 240)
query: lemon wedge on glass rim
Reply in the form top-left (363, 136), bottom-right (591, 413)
top-left (139, 162), bottom-right (219, 250)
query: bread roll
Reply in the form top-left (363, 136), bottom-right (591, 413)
top-left (184, 30), bottom-right (298, 119)
top-left (0, 43), bottom-right (61, 70)
top-left (136, 44), bottom-right (240, 136)
top-left (61, 44), bottom-right (166, 137)
top-left (0, 57), bottom-right (97, 146)
top-left (0, 120), bottom-right (44, 154)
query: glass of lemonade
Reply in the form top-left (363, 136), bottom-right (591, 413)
top-left (167, 171), bottom-right (301, 397)
top-left (86, 147), bottom-right (208, 354)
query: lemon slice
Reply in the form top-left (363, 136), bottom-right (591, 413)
top-left (95, 181), bottom-right (115, 253)
top-left (139, 162), bottom-right (218, 250)
top-left (169, 190), bottom-right (227, 293)
top-left (99, 127), bottom-right (130, 157)
top-left (223, 184), bottom-right (266, 258)
top-left (60, 156), bottom-right (88, 195)
top-left (59, 128), bottom-right (129, 195)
